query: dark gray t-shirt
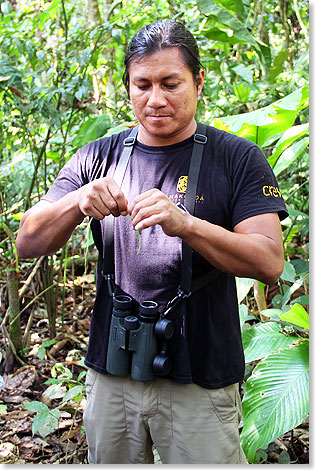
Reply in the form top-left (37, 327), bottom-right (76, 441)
top-left (42, 124), bottom-right (287, 388)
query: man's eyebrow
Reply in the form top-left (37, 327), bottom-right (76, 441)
top-left (133, 73), bottom-right (181, 81)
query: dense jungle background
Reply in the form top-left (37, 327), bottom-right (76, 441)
top-left (0, 0), bottom-right (309, 464)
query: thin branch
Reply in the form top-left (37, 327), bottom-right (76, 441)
top-left (292, 0), bottom-right (308, 40)
top-left (19, 256), bottom-right (45, 299)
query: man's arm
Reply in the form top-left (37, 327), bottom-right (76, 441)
top-left (16, 177), bottom-right (128, 259)
top-left (181, 211), bottom-right (284, 285)
top-left (128, 189), bottom-right (284, 285)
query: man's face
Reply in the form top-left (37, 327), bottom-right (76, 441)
top-left (129, 47), bottom-right (204, 146)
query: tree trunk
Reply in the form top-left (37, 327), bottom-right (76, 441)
top-left (5, 265), bottom-right (23, 371)
top-left (86, 0), bottom-right (101, 26)
top-left (279, 0), bottom-right (292, 67)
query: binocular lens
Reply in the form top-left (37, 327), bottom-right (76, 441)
top-left (139, 300), bottom-right (159, 323)
top-left (152, 351), bottom-right (171, 376)
top-left (114, 295), bottom-right (133, 310)
top-left (140, 300), bottom-right (158, 314)
top-left (124, 316), bottom-right (139, 330)
top-left (155, 318), bottom-right (174, 340)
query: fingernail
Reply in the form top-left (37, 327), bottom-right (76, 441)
top-left (121, 211), bottom-right (128, 216)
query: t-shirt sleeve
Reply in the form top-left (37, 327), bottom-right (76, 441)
top-left (231, 144), bottom-right (288, 228)
top-left (41, 138), bottom-right (110, 203)
top-left (41, 151), bottom-right (85, 203)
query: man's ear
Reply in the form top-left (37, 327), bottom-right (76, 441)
top-left (197, 70), bottom-right (205, 96)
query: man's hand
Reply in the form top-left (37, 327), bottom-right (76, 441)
top-left (128, 188), bottom-right (189, 237)
top-left (77, 177), bottom-right (128, 220)
top-left (16, 177), bottom-right (129, 259)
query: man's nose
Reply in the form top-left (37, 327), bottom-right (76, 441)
top-left (147, 85), bottom-right (167, 107)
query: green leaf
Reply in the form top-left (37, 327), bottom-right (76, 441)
top-left (290, 259), bottom-right (309, 276)
top-left (268, 50), bottom-right (289, 83)
top-left (211, 0), bottom-right (244, 17)
top-left (279, 449), bottom-right (291, 464)
top-left (43, 383), bottom-right (67, 400)
top-left (280, 304), bottom-right (309, 330)
top-left (126, 215), bottom-right (141, 255)
top-left (259, 308), bottom-right (282, 320)
top-left (77, 370), bottom-right (87, 382)
top-left (42, 339), bottom-right (58, 348)
top-left (212, 87), bottom-right (309, 146)
top-left (232, 64), bottom-right (253, 84)
top-left (62, 384), bottom-right (84, 403)
top-left (37, 347), bottom-right (46, 360)
top-left (242, 321), bottom-right (297, 363)
top-left (72, 115), bottom-right (111, 148)
top-left (268, 123), bottom-right (309, 169)
top-left (273, 137), bottom-right (309, 177)
top-left (287, 208), bottom-right (309, 221)
top-left (241, 341), bottom-right (309, 462)
top-left (25, 400), bottom-right (49, 413)
top-left (291, 295), bottom-right (309, 306)
top-left (280, 261), bottom-right (296, 283)
top-left (236, 277), bottom-right (253, 303)
top-left (105, 123), bottom-right (134, 137)
top-left (32, 407), bottom-right (60, 438)
top-left (197, 0), bottom-right (257, 49)
top-left (233, 83), bottom-right (251, 103)
top-left (239, 303), bottom-right (248, 329)
top-left (202, 28), bottom-right (240, 44)
top-left (0, 403), bottom-right (8, 414)
top-left (281, 274), bottom-right (308, 307)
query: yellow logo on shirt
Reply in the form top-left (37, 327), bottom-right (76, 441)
top-left (177, 176), bottom-right (188, 193)
top-left (170, 175), bottom-right (204, 204)
top-left (263, 186), bottom-right (282, 197)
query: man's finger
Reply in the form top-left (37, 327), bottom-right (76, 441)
top-left (106, 179), bottom-right (128, 216)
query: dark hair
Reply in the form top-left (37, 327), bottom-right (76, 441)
top-left (123, 20), bottom-right (202, 94)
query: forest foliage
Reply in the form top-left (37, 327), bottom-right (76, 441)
top-left (0, 0), bottom-right (309, 464)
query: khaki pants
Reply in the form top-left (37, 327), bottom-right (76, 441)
top-left (83, 369), bottom-right (248, 464)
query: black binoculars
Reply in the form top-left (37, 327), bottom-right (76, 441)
top-left (106, 295), bottom-right (174, 382)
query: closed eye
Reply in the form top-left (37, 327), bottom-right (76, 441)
top-left (164, 83), bottom-right (179, 89)
top-left (137, 85), bottom-right (150, 90)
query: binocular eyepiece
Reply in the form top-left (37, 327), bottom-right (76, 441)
top-left (106, 295), bottom-right (173, 382)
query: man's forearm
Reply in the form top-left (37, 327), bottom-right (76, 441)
top-left (182, 214), bottom-right (284, 285)
top-left (16, 193), bottom-right (85, 259)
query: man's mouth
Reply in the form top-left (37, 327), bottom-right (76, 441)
top-left (147, 115), bottom-right (170, 119)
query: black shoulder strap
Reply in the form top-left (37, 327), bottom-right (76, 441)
top-left (179, 122), bottom-right (221, 295)
top-left (101, 126), bottom-right (139, 290)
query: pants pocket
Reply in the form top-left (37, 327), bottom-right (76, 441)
top-left (85, 368), bottom-right (98, 397)
top-left (206, 383), bottom-right (239, 423)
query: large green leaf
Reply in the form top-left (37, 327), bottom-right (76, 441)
top-left (268, 123), bottom-right (309, 169)
top-left (210, 0), bottom-right (244, 18)
top-left (202, 28), bottom-right (240, 44)
top-left (197, 0), bottom-right (254, 46)
top-left (72, 114), bottom-right (111, 148)
top-left (242, 321), bottom-right (298, 363)
top-left (197, 0), bottom-right (269, 71)
top-left (273, 137), bottom-right (309, 177)
top-left (280, 304), bottom-right (309, 330)
top-left (241, 341), bottom-right (309, 462)
top-left (212, 86), bottom-right (309, 147)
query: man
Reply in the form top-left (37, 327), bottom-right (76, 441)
top-left (16, 20), bottom-right (288, 464)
